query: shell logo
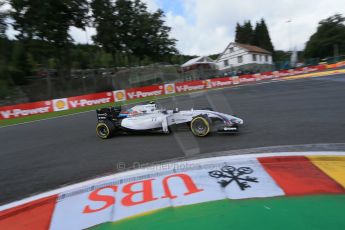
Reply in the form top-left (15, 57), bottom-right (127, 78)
top-left (166, 85), bottom-right (174, 93)
top-left (164, 84), bottom-right (175, 94)
top-left (116, 91), bottom-right (124, 101)
top-left (114, 90), bottom-right (126, 102)
top-left (55, 100), bottom-right (66, 110)
top-left (206, 80), bottom-right (212, 88)
top-left (52, 98), bottom-right (69, 111)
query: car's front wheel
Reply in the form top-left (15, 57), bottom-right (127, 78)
top-left (190, 116), bottom-right (211, 137)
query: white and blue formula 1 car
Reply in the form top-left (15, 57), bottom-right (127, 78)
top-left (95, 102), bottom-right (243, 139)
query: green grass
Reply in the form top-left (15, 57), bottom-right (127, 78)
top-left (91, 195), bottom-right (345, 230)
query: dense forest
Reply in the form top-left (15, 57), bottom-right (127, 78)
top-left (0, 0), bottom-right (199, 99)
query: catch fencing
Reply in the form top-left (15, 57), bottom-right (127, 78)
top-left (1, 62), bottom-right (345, 120)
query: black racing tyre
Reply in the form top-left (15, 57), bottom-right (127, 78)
top-left (190, 116), bottom-right (211, 137)
top-left (96, 120), bottom-right (116, 139)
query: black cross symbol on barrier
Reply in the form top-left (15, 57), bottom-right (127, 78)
top-left (209, 165), bottom-right (258, 190)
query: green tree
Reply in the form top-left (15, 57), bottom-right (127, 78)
top-left (10, 0), bottom-right (90, 77)
top-left (235, 19), bottom-right (274, 53)
top-left (92, 0), bottom-right (177, 65)
top-left (252, 19), bottom-right (274, 52)
top-left (235, 21), bottom-right (253, 44)
top-left (0, 1), bottom-right (7, 38)
top-left (9, 41), bottom-right (34, 85)
top-left (0, 1), bottom-right (11, 97)
top-left (305, 14), bottom-right (345, 58)
top-left (235, 23), bottom-right (243, 43)
top-left (141, 8), bottom-right (177, 60)
top-left (252, 22), bottom-right (261, 47)
top-left (242, 21), bottom-right (254, 44)
top-left (71, 46), bottom-right (92, 69)
top-left (0, 38), bottom-right (11, 98)
top-left (91, 0), bottom-right (120, 57)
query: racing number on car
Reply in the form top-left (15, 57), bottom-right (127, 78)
top-left (151, 117), bottom-right (157, 122)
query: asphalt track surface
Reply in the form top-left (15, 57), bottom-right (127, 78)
top-left (1, 74), bottom-right (345, 204)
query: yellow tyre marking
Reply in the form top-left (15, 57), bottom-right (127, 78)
top-left (190, 117), bottom-right (210, 137)
top-left (96, 123), bottom-right (110, 139)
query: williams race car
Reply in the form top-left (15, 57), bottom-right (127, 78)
top-left (95, 102), bottom-right (243, 139)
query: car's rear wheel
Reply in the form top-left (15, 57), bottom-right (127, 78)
top-left (96, 121), bottom-right (115, 139)
top-left (190, 116), bottom-right (211, 137)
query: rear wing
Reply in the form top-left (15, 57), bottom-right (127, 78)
top-left (96, 106), bottom-right (121, 121)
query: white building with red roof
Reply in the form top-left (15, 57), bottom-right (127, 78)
top-left (216, 42), bottom-right (273, 73)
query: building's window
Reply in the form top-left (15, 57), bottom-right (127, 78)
top-left (252, 54), bottom-right (257, 61)
top-left (237, 56), bottom-right (243, 63)
top-left (259, 55), bottom-right (262, 62)
top-left (265, 55), bottom-right (269, 62)
top-left (229, 47), bottom-right (234, 53)
top-left (224, 59), bottom-right (229, 67)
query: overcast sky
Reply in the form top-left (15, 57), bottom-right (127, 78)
top-left (4, 0), bottom-right (345, 55)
